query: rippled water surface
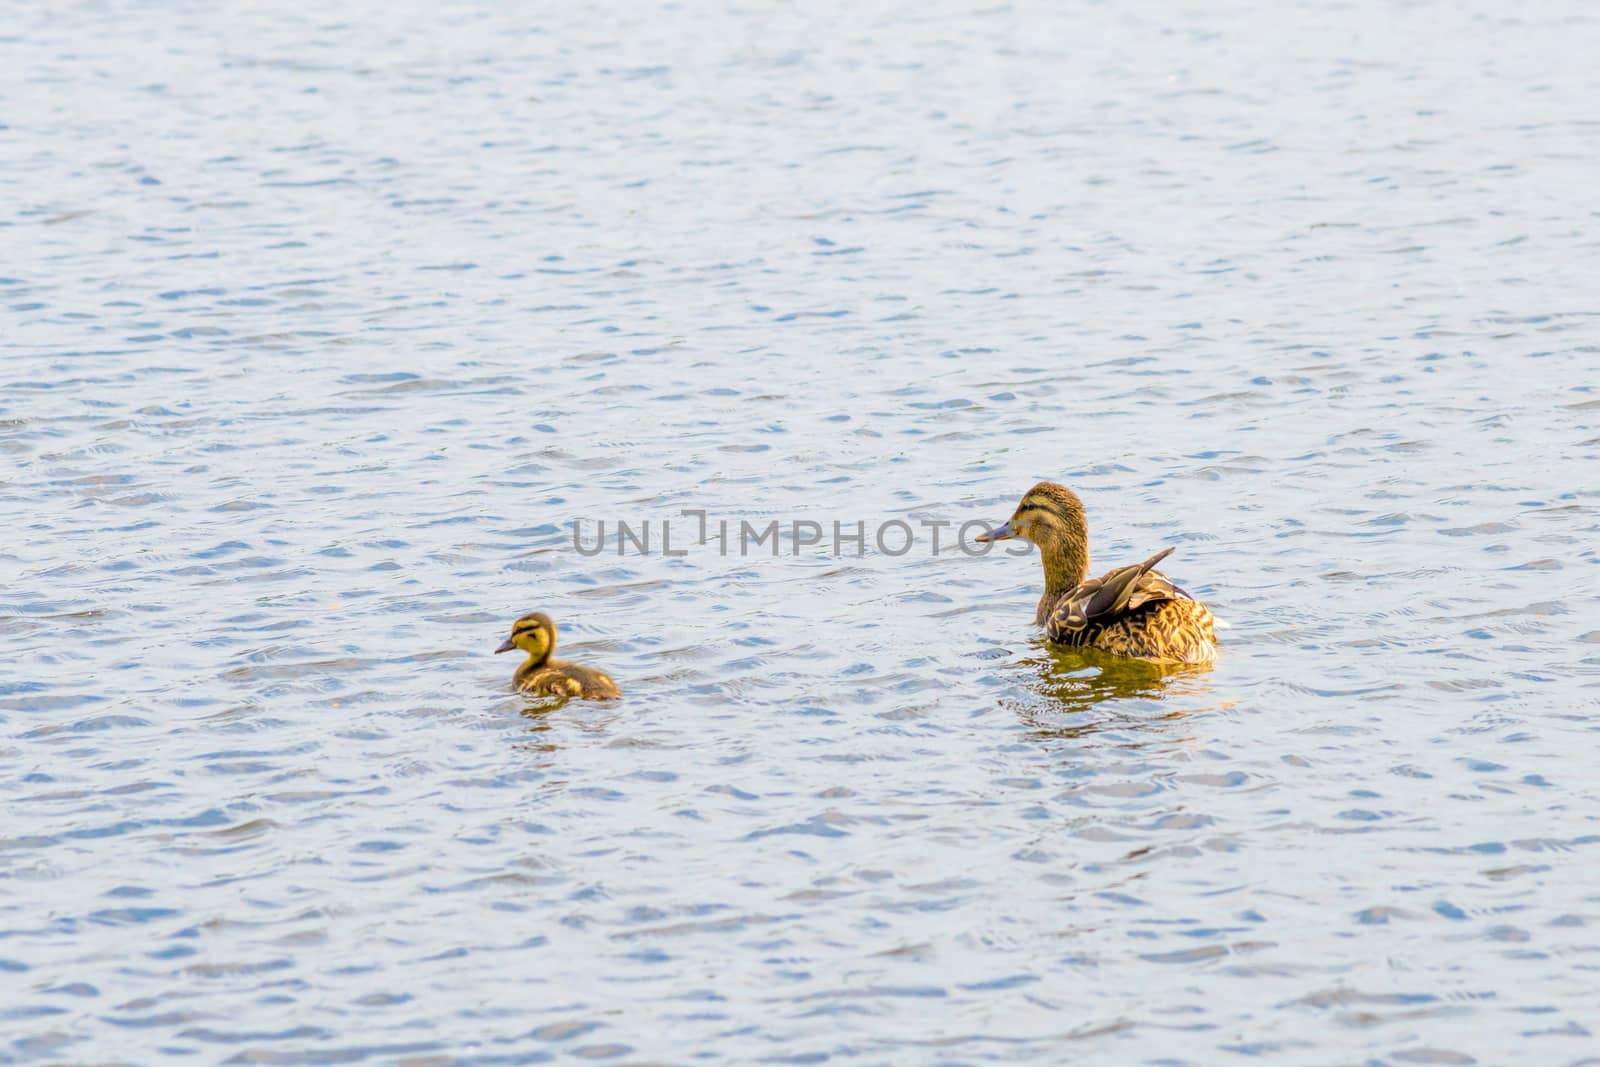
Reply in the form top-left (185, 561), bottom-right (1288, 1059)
top-left (5, 1), bottom-right (1600, 1063)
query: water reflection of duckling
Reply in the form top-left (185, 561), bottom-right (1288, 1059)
top-left (495, 612), bottom-right (621, 700)
top-left (978, 482), bottom-right (1218, 664)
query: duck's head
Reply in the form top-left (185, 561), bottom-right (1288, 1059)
top-left (496, 611), bottom-right (557, 664)
top-left (976, 481), bottom-right (1089, 551)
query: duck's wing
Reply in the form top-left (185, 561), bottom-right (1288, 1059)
top-left (1047, 548), bottom-right (1179, 638)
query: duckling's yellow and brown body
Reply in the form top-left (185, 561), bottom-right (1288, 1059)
top-left (496, 612), bottom-right (621, 700)
top-left (978, 482), bottom-right (1217, 664)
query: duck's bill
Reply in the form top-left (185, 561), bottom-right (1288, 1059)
top-left (494, 638), bottom-right (515, 654)
top-left (975, 520), bottom-right (1014, 543)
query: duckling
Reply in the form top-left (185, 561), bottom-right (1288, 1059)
top-left (495, 612), bottom-right (621, 699)
top-left (977, 482), bottom-right (1217, 664)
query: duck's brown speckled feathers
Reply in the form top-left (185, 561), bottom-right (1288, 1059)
top-left (1044, 548), bottom-right (1217, 663)
top-left (496, 611), bottom-right (621, 700)
top-left (978, 482), bottom-right (1218, 664)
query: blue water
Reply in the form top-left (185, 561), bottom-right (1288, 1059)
top-left (3, 1), bottom-right (1598, 1063)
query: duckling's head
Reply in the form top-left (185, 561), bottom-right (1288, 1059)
top-left (977, 481), bottom-right (1089, 552)
top-left (495, 611), bottom-right (557, 665)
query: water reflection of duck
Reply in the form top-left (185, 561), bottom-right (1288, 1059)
top-left (978, 482), bottom-right (1218, 664)
top-left (1009, 643), bottom-right (1214, 734)
top-left (495, 612), bottom-right (621, 700)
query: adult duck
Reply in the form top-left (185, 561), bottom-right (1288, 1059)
top-left (977, 482), bottom-right (1217, 664)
